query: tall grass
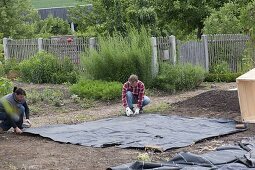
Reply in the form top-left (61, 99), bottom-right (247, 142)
top-left (81, 28), bottom-right (152, 85)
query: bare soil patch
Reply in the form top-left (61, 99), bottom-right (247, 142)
top-left (1, 82), bottom-right (253, 170)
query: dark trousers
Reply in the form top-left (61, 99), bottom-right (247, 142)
top-left (0, 105), bottom-right (25, 131)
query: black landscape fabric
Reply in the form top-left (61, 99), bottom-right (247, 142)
top-left (24, 114), bottom-right (244, 151)
top-left (107, 138), bottom-right (255, 170)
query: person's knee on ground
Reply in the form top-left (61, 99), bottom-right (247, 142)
top-left (0, 120), bottom-right (12, 132)
top-left (138, 96), bottom-right (150, 114)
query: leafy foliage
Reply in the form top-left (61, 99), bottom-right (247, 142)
top-left (0, 0), bottom-right (38, 39)
top-left (153, 63), bottom-right (205, 92)
top-left (153, 0), bottom-right (230, 38)
top-left (240, 0), bottom-right (255, 34)
top-left (70, 79), bottom-right (122, 100)
top-left (0, 77), bottom-right (13, 97)
top-left (19, 52), bottom-right (78, 84)
top-left (81, 28), bottom-right (152, 85)
top-left (203, 3), bottom-right (243, 34)
top-left (69, 0), bottom-right (158, 36)
top-left (210, 61), bottom-right (231, 74)
top-left (0, 43), bottom-right (4, 62)
top-left (34, 15), bottom-right (71, 36)
top-left (205, 72), bottom-right (242, 82)
top-left (2, 59), bottom-right (20, 74)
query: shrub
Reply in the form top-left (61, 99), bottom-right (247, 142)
top-left (81, 28), bottom-right (152, 85)
top-left (0, 62), bottom-right (4, 77)
top-left (210, 61), bottom-right (231, 74)
top-left (205, 72), bottom-right (242, 82)
top-left (70, 79), bottom-right (122, 101)
top-left (0, 77), bottom-right (13, 97)
top-left (153, 63), bottom-right (205, 92)
top-left (34, 15), bottom-right (71, 36)
top-left (3, 59), bottom-right (20, 74)
top-left (19, 52), bottom-right (78, 84)
top-left (0, 44), bottom-right (4, 62)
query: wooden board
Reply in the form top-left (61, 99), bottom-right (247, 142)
top-left (237, 68), bottom-right (255, 123)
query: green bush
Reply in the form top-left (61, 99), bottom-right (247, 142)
top-left (0, 44), bottom-right (4, 62)
top-left (51, 71), bottom-right (78, 84)
top-left (81, 28), bottom-right (152, 85)
top-left (153, 63), bottom-right (206, 92)
top-left (205, 72), bottom-right (242, 82)
top-left (0, 62), bottom-right (4, 77)
top-left (70, 79), bottom-right (122, 101)
top-left (0, 77), bottom-right (13, 97)
top-left (210, 61), bottom-right (231, 74)
top-left (3, 59), bottom-right (20, 74)
top-left (34, 15), bottom-right (71, 35)
top-left (19, 52), bottom-right (78, 84)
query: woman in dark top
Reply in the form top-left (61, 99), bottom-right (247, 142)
top-left (0, 87), bottom-right (31, 134)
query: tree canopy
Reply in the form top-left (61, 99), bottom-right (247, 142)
top-left (0, 0), bottom-right (37, 38)
top-left (1, 0), bottom-right (255, 39)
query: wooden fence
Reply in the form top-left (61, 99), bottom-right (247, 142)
top-left (5, 39), bottom-right (39, 61)
top-left (207, 34), bottom-right (249, 72)
top-left (3, 36), bottom-right (91, 65)
top-left (154, 34), bottom-right (250, 72)
top-left (177, 39), bottom-right (207, 69)
top-left (3, 34), bottom-right (251, 73)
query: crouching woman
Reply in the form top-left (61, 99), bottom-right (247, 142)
top-left (0, 87), bottom-right (31, 134)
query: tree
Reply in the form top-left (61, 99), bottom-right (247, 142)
top-left (126, 0), bottom-right (158, 34)
top-left (69, 0), bottom-right (158, 36)
top-left (153, 0), bottom-right (233, 38)
top-left (34, 15), bottom-right (71, 36)
top-left (240, 0), bottom-right (255, 34)
top-left (69, 0), bottom-right (128, 36)
top-left (203, 3), bottom-right (243, 34)
top-left (0, 0), bottom-right (37, 39)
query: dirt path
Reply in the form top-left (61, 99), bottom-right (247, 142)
top-left (1, 82), bottom-right (248, 170)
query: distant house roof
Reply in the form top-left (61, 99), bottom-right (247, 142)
top-left (37, 4), bottom-right (92, 22)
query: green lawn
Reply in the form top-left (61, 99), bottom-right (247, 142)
top-left (31, 0), bottom-right (84, 9)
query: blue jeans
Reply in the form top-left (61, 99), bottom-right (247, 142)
top-left (126, 91), bottom-right (150, 109)
top-left (0, 105), bottom-right (25, 131)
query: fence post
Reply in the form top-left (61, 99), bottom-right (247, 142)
top-left (89, 37), bottom-right (96, 50)
top-left (169, 35), bottom-right (177, 65)
top-left (202, 35), bottom-right (209, 72)
top-left (71, 22), bottom-right (75, 33)
top-left (3, 38), bottom-right (10, 60)
top-left (38, 38), bottom-right (43, 52)
top-left (151, 37), bottom-right (159, 78)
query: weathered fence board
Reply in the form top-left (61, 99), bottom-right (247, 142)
top-left (178, 40), bottom-right (206, 68)
top-left (207, 34), bottom-right (249, 72)
top-left (42, 37), bottom-right (89, 65)
top-left (156, 36), bottom-right (173, 63)
top-left (7, 39), bottom-right (38, 61)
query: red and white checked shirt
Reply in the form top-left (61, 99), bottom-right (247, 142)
top-left (122, 80), bottom-right (145, 109)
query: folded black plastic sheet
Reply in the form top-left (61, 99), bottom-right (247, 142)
top-left (24, 114), bottom-right (244, 151)
top-left (108, 138), bottom-right (255, 170)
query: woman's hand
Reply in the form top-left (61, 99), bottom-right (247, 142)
top-left (14, 127), bottom-right (23, 134)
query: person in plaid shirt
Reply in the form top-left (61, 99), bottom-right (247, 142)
top-left (122, 74), bottom-right (150, 116)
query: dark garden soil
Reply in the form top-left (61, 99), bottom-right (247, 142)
top-left (1, 82), bottom-right (254, 170)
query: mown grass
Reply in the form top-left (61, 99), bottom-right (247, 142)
top-left (31, 0), bottom-right (83, 9)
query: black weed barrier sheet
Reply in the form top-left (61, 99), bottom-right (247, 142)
top-left (24, 114), bottom-right (244, 151)
top-left (108, 138), bottom-right (255, 170)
